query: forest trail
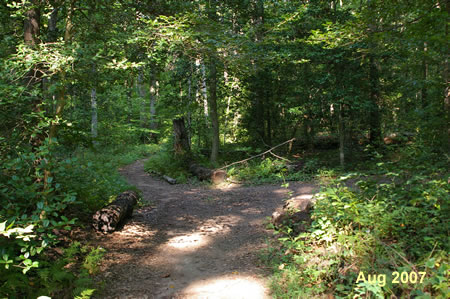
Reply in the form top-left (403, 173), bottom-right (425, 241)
top-left (94, 159), bottom-right (317, 298)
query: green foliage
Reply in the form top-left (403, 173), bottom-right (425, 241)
top-left (263, 145), bottom-right (449, 298)
top-left (0, 138), bottom-right (152, 297)
top-left (56, 144), bottom-right (157, 211)
top-left (144, 146), bottom-right (191, 183)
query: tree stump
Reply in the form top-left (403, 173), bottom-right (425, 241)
top-left (173, 118), bottom-right (190, 157)
top-left (189, 163), bottom-right (227, 184)
top-left (92, 190), bottom-right (138, 233)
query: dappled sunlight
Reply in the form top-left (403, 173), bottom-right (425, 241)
top-left (114, 223), bottom-right (157, 239)
top-left (167, 232), bottom-right (210, 250)
top-left (294, 193), bottom-right (314, 200)
top-left (166, 214), bottom-right (243, 250)
top-left (181, 274), bottom-right (269, 299)
top-left (213, 182), bottom-right (243, 191)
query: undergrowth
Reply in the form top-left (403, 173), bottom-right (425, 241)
top-left (0, 142), bottom-right (156, 298)
top-left (262, 144), bottom-right (449, 298)
top-left (227, 157), bottom-right (323, 184)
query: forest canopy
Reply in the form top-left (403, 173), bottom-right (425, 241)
top-left (0, 0), bottom-right (448, 298)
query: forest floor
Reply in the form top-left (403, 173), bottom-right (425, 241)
top-left (92, 159), bottom-right (317, 299)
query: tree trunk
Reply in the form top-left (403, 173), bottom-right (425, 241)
top-left (368, 55), bottom-right (381, 145)
top-left (47, 0), bottom-right (75, 144)
top-left (149, 74), bottom-right (158, 142)
top-left (173, 118), bottom-right (190, 157)
top-left (24, 1), bottom-right (40, 47)
top-left (91, 88), bottom-right (98, 144)
top-left (338, 104), bottom-right (345, 168)
top-left (92, 191), bottom-right (138, 233)
top-left (201, 61), bottom-right (209, 120)
top-left (138, 68), bottom-right (147, 129)
top-left (208, 56), bottom-right (220, 164)
top-left (443, 0), bottom-right (450, 151)
top-left (422, 42), bottom-right (428, 108)
top-left (126, 78), bottom-right (133, 124)
top-left (187, 74), bottom-right (192, 146)
top-left (47, 5), bottom-right (58, 43)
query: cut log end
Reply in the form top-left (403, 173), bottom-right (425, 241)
top-left (162, 175), bottom-right (177, 185)
top-left (189, 163), bottom-right (227, 184)
top-left (211, 170), bottom-right (227, 184)
top-left (92, 190), bottom-right (138, 233)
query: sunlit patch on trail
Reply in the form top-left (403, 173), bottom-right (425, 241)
top-left (181, 274), bottom-right (268, 298)
top-left (167, 232), bottom-right (210, 250)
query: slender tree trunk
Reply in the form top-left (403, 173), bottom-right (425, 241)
top-left (443, 0), bottom-right (450, 150)
top-left (207, 0), bottom-right (220, 164)
top-left (208, 56), bottom-right (220, 164)
top-left (91, 87), bottom-right (98, 141)
top-left (201, 62), bottom-right (209, 120)
top-left (367, 1), bottom-right (382, 146)
top-left (91, 65), bottom-right (98, 145)
top-left (126, 78), bottom-right (133, 124)
top-left (368, 55), bottom-right (381, 145)
top-left (137, 68), bottom-right (147, 129)
top-left (187, 75), bottom-right (192, 146)
top-left (48, 5), bottom-right (58, 43)
top-left (223, 65), bottom-right (230, 144)
top-left (338, 104), bottom-right (345, 168)
top-left (48, 0), bottom-right (75, 143)
top-left (422, 42), bottom-right (428, 108)
top-left (149, 75), bottom-right (158, 132)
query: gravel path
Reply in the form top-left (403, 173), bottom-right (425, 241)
top-left (94, 159), bottom-right (317, 299)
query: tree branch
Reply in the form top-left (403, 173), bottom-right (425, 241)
top-left (218, 138), bottom-right (295, 170)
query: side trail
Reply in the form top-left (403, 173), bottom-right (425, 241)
top-left (93, 159), bottom-right (316, 298)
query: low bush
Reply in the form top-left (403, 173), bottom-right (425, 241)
top-left (263, 145), bottom-right (449, 298)
top-left (0, 141), bottom-right (155, 297)
top-left (144, 148), bottom-right (191, 183)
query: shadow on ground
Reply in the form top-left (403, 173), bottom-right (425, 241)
top-left (92, 159), bottom-right (317, 299)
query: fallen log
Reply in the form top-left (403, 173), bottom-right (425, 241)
top-left (189, 163), bottom-right (227, 184)
top-left (92, 190), bottom-right (138, 233)
top-left (163, 175), bottom-right (177, 185)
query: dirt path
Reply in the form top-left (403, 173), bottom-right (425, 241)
top-left (94, 159), bottom-right (317, 299)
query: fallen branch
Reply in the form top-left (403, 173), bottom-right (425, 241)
top-left (218, 138), bottom-right (295, 170)
top-left (269, 150), bottom-right (291, 163)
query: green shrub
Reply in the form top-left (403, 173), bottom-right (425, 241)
top-left (0, 141), bottom-right (153, 297)
top-left (263, 145), bottom-right (449, 298)
top-left (144, 149), bottom-right (191, 183)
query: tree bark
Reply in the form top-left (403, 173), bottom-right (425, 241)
top-left (126, 77), bottom-right (133, 124)
top-left (189, 163), bottom-right (227, 184)
top-left (92, 191), bottom-right (138, 233)
top-left (149, 76), bottom-right (158, 131)
top-left (173, 117), bottom-right (190, 157)
top-left (208, 56), bottom-right (220, 164)
top-left (138, 68), bottom-right (147, 129)
top-left (24, 0), bottom-right (40, 47)
top-left (207, 0), bottom-right (220, 164)
top-left (91, 81), bottom-right (98, 145)
top-left (338, 104), bottom-right (345, 168)
top-left (443, 0), bottom-right (450, 150)
top-left (368, 55), bottom-right (382, 145)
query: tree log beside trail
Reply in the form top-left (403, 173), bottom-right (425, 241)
top-left (163, 175), bottom-right (177, 185)
top-left (92, 190), bottom-right (138, 233)
top-left (189, 163), bottom-right (227, 184)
